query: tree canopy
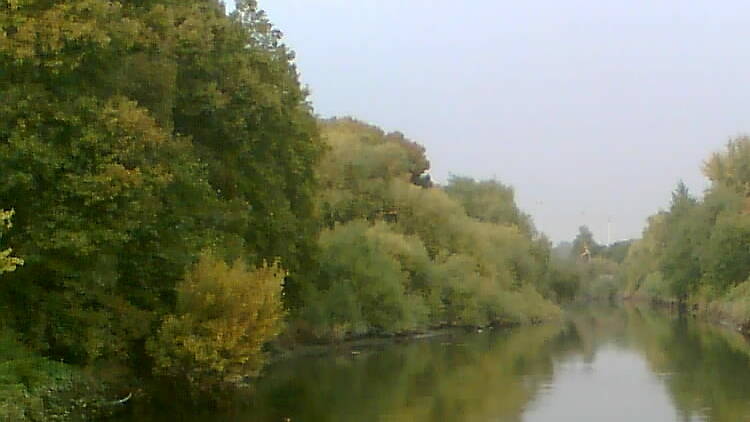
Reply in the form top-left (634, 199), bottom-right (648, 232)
top-left (0, 0), bottom-right (322, 401)
top-left (621, 137), bottom-right (750, 323)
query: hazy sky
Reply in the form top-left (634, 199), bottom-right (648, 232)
top-left (231, 1), bottom-right (750, 242)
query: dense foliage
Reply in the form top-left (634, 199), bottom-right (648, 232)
top-left (621, 137), bottom-right (750, 328)
top-left (540, 226), bottom-right (625, 304)
top-left (1, 1), bottom-right (564, 418)
top-left (148, 254), bottom-right (285, 390)
top-left (0, 0), bottom-right (321, 417)
top-left (293, 118), bottom-right (561, 340)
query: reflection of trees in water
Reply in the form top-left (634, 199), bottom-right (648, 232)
top-left (245, 324), bottom-right (565, 422)
top-left (622, 305), bottom-right (750, 422)
top-left (531, 306), bottom-right (750, 422)
top-left (119, 308), bottom-right (750, 422)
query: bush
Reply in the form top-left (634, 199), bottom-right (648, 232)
top-left (701, 212), bottom-right (750, 291)
top-left (300, 221), bottom-right (432, 340)
top-left (637, 272), bottom-right (672, 302)
top-left (496, 285), bottom-right (562, 325)
top-left (147, 253), bottom-right (285, 390)
top-left (433, 254), bottom-right (560, 327)
top-left (717, 280), bottom-right (750, 327)
top-left (0, 328), bottom-right (110, 422)
top-left (433, 253), bottom-right (488, 326)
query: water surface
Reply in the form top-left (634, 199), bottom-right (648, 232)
top-left (119, 307), bottom-right (750, 421)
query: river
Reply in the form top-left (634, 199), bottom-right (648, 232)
top-left (116, 306), bottom-right (750, 421)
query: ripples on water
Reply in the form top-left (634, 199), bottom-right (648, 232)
top-left (117, 306), bottom-right (750, 422)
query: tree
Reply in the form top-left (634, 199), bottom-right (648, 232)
top-left (170, 0), bottom-right (325, 308)
top-left (600, 240), bottom-right (632, 263)
top-left (444, 176), bottom-right (534, 235)
top-left (659, 182), bottom-right (702, 301)
top-left (305, 118), bottom-right (560, 335)
top-left (0, 93), bottom-right (216, 362)
top-left (317, 118), bottom-right (429, 227)
top-left (620, 214), bottom-right (667, 296)
top-left (0, 0), bottom-right (322, 365)
top-left (703, 137), bottom-right (750, 195)
top-left (301, 221), bottom-right (429, 338)
top-left (700, 212), bottom-right (750, 291)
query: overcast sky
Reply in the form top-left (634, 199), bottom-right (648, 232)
top-left (229, 1), bottom-right (750, 243)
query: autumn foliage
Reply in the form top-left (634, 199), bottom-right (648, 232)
top-left (148, 254), bottom-right (285, 389)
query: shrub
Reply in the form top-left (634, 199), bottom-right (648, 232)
top-left (147, 253), bottom-right (285, 390)
top-left (0, 327), bottom-right (110, 421)
top-left (638, 272), bottom-right (672, 302)
top-left (301, 221), bottom-right (430, 340)
top-left (717, 280), bottom-right (750, 327)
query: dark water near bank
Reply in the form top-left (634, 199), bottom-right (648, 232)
top-left (117, 306), bottom-right (750, 421)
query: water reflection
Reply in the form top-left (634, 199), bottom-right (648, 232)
top-left (524, 347), bottom-right (692, 422)
top-left (118, 306), bottom-right (750, 422)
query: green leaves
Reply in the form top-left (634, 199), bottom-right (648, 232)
top-left (444, 176), bottom-right (533, 234)
top-left (623, 139), bottom-right (750, 307)
top-left (302, 118), bottom-right (560, 338)
top-left (703, 137), bottom-right (750, 195)
top-left (1, 0), bottom-right (562, 402)
top-left (0, 0), bottom-right (322, 368)
top-left (305, 221), bottom-right (427, 337)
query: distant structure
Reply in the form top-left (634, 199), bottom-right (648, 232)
top-left (579, 243), bottom-right (591, 262)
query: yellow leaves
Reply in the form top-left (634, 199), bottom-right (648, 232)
top-left (1, 0), bottom-right (138, 70)
top-left (172, 2), bottom-right (229, 56)
top-left (78, 164), bottom-right (145, 207)
top-left (703, 137), bottom-right (750, 195)
top-left (1, 209), bottom-right (14, 230)
top-left (102, 97), bottom-right (168, 146)
top-left (0, 209), bottom-right (23, 275)
top-left (148, 253), bottom-right (285, 389)
top-left (0, 248), bottom-right (23, 274)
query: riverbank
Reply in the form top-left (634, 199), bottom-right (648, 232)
top-left (33, 323), bottom-right (522, 421)
top-left (103, 322), bottom-right (533, 421)
top-left (622, 291), bottom-right (750, 336)
top-left (266, 323), bottom-right (516, 363)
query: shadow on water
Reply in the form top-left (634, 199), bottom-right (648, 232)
top-left (116, 306), bottom-right (750, 422)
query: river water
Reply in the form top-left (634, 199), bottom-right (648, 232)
top-left (117, 306), bottom-right (750, 421)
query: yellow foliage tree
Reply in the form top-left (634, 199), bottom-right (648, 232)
top-left (0, 210), bottom-right (23, 275)
top-left (147, 253), bottom-right (285, 389)
top-left (704, 137), bottom-right (750, 195)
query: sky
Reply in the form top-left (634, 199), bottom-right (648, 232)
top-left (229, 1), bottom-right (750, 243)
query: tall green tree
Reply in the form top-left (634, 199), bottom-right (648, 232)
top-left (0, 0), bottom-right (323, 365)
top-left (659, 181), bottom-right (702, 301)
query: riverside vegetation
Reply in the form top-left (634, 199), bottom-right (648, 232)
top-left (3, 1), bottom-right (750, 421)
top-left (620, 138), bottom-right (750, 331)
top-left (0, 1), bottom-right (577, 419)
